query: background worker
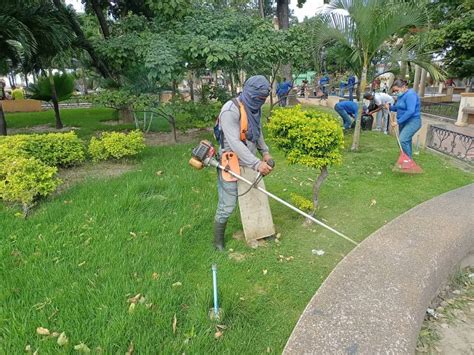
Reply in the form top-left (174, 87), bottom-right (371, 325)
top-left (214, 75), bottom-right (273, 251)
top-left (386, 79), bottom-right (421, 157)
top-left (334, 100), bottom-right (358, 131)
top-left (364, 92), bottom-right (394, 134)
top-left (11, 85), bottom-right (25, 100)
top-left (347, 74), bottom-right (356, 101)
top-left (276, 77), bottom-right (292, 107)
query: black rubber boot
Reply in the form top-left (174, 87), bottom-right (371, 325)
top-left (214, 221), bottom-right (227, 251)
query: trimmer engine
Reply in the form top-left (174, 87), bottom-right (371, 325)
top-left (189, 140), bottom-right (216, 169)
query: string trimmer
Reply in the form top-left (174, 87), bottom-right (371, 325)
top-left (189, 140), bottom-right (358, 246)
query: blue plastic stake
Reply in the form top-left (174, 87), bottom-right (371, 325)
top-left (212, 264), bottom-right (219, 317)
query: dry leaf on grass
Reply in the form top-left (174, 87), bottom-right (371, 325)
top-left (74, 342), bottom-right (91, 353)
top-left (128, 293), bottom-right (141, 304)
top-left (156, 170), bottom-right (164, 176)
top-left (128, 303), bottom-right (136, 314)
top-left (25, 345), bottom-right (31, 352)
top-left (129, 232), bottom-right (137, 238)
top-left (51, 332), bottom-right (59, 337)
top-left (370, 199), bottom-right (377, 207)
top-left (172, 314), bottom-right (177, 334)
top-left (151, 272), bottom-right (159, 280)
top-left (179, 225), bottom-right (191, 236)
top-left (262, 269), bottom-right (268, 275)
top-left (57, 332), bottom-right (68, 346)
top-left (214, 330), bottom-right (223, 339)
top-left (36, 327), bottom-right (50, 336)
top-left (172, 282), bottom-right (182, 288)
top-left (126, 341), bottom-right (134, 355)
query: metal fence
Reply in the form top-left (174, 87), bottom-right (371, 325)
top-left (426, 125), bottom-right (474, 163)
top-left (420, 102), bottom-right (459, 120)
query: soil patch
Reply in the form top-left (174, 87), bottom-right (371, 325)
top-left (9, 124), bottom-right (79, 134)
top-left (56, 160), bottom-right (136, 194)
top-left (145, 128), bottom-right (211, 146)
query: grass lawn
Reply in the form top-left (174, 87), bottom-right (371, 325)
top-left (4, 107), bottom-right (172, 139)
top-left (1, 108), bottom-right (473, 353)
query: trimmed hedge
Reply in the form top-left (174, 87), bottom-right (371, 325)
top-left (88, 130), bottom-right (145, 162)
top-left (0, 131), bottom-right (85, 167)
top-left (0, 156), bottom-right (61, 213)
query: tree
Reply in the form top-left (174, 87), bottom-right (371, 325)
top-left (0, 0), bottom-right (74, 135)
top-left (314, 0), bottom-right (429, 151)
top-left (425, 0), bottom-right (474, 81)
top-left (29, 73), bottom-right (75, 129)
top-left (268, 106), bottom-right (344, 214)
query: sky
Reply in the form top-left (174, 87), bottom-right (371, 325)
top-left (65, 0), bottom-right (325, 21)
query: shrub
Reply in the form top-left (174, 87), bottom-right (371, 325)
top-left (0, 156), bottom-right (61, 215)
top-left (268, 105), bottom-right (344, 212)
top-left (290, 193), bottom-right (314, 212)
top-left (89, 130), bottom-right (145, 162)
top-left (0, 131), bottom-right (85, 167)
top-left (170, 100), bottom-right (221, 130)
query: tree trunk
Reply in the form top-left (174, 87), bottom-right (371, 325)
top-left (419, 68), bottom-right (427, 97)
top-left (351, 60), bottom-right (368, 151)
top-left (230, 72), bottom-right (236, 96)
top-left (91, 0), bottom-right (110, 38)
top-left (259, 0), bottom-right (264, 18)
top-left (169, 117), bottom-right (177, 143)
top-left (0, 103), bottom-right (7, 136)
top-left (277, 0), bottom-right (292, 80)
top-left (312, 166), bottom-right (329, 213)
top-left (118, 107), bottom-right (134, 122)
top-left (189, 70), bottom-right (195, 102)
top-left (413, 65), bottom-right (421, 94)
top-left (49, 71), bottom-right (63, 129)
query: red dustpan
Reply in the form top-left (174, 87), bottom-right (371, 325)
top-left (393, 126), bottom-right (423, 174)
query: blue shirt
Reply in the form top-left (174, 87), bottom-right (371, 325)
top-left (347, 76), bottom-right (356, 87)
top-left (336, 101), bottom-right (358, 116)
top-left (319, 76), bottom-right (329, 85)
top-left (389, 89), bottom-right (420, 124)
top-left (276, 81), bottom-right (292, 96)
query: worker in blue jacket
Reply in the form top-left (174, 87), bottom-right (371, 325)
top-left (334, 100), bottom-right (358, 130)
top-left (386, 79), bottom-right (421, 157)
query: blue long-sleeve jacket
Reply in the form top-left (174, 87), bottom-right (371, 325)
top-left (389, 88), bottom-right (421, 124)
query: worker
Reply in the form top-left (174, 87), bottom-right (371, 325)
top-left (364, 92), bottom-right (395, 134)
top-left (386, 79), bottom-right (421, 157)
top-left (334, 100), bottom-right (358, 131)
top-left (213, 75), bottom-right (273, 251)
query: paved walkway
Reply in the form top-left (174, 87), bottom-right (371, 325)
top-left (284, 183), bottom-right (474, 354)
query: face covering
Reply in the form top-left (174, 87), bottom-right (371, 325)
top-left (239, 75), bottom-right (271, 143)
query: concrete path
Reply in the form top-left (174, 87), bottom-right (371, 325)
top-left (284, 183), bottom-right (474, 354)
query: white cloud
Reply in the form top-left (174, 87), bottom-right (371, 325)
top-left (290, 0), bottom-right (325, 21)
top-left (65, 0), bottom-right (84, 13)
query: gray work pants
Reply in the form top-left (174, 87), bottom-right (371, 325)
top-left (214, 171), bottom-right (238, 224)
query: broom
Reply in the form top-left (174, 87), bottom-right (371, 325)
top-left (392, 120), bottom-right (423, 174)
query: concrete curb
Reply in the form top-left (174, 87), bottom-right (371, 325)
top-left (284, 183), bottom-right (474, 354)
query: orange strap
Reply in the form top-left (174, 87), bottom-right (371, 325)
top-left (238, 101), bottom-right (248, 142)
top-left (221, 151), bottom-right (240, 182)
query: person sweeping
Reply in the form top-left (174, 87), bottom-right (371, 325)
top-left (386, 79), bottom-right (421, 158)
top-left (385, 79), bottom-right (423, 173)
top-left (213, 75), bottom-right (273, 251)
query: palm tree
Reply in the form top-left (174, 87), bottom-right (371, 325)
top-left (315, 0), bottom-right (431, 151)
top-left (0, 0), bottom-right (74, 135)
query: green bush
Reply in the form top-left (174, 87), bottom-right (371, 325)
top-left (268, 105), bottom-right (344, 169)
top-left (290, 193), bottom-right (314, 212)
top-left (0, 131), bottom-right (85, 167)
top-left (89, 130), bottom-right (145, 162)
top-left (268, 105), bottom-right (344, 211)
top-left (170, 100), bottom-right (221, 130)
top-left (0, 156), bottom-right (61, 214)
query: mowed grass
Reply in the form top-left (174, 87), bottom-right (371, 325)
top-left (4, 107), bottom-right (172, 138)
top-left (1, 110), bottom-right (473, 353)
